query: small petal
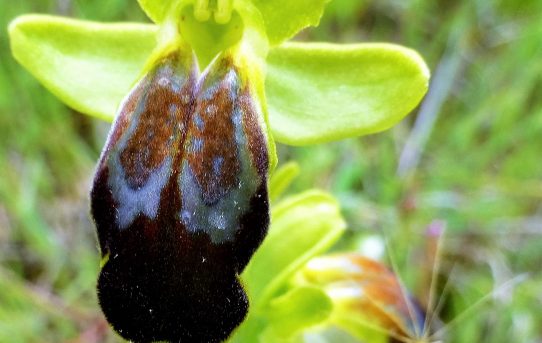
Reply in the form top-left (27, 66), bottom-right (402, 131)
top-left (251, 0), bottom-right (329, 45)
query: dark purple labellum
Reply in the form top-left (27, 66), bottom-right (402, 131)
top-left (91, 50), bottom-right (269, 343)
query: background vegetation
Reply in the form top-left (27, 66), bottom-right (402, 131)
top-left (1, 0), bottom-right (541, 342)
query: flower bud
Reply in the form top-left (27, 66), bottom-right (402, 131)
top-left (302, 254), bottom-right (426, 341)
top-left (91, 48), bottom-right (269, 343)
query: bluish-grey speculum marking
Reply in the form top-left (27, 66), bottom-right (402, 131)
top-left (108, 155), bottom-right (172, 229)
top-left (178, 158), bottom-right (259, 243)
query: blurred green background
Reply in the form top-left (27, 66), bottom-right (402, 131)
top-left (1, 0), bottom-right (541, 342)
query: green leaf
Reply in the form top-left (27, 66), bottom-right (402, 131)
top-left (330, 314), bottom-right (390, 343)
top-left (267, 286), bottom-right (333, 338)
top-left (269, 161), bottom-right (300, 202)
top-left (265, 42), bottom-right (430, 145)
top-left (231, 286), bottom-right (333, 342)
top-left (8, 15), bottom-right (158, 121)
top-left (241, 190), bottom-right (346, 308)
top-left (252, 0), bottom-right (329, 45)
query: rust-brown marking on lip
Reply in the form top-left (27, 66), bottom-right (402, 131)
top-left (185, 61), bottom-right (241, 203)
top-left (119, 53), bottom-right (194, 188)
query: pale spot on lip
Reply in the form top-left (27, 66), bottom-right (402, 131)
top-left (206, 104), bottom-right (218, 115)
top-left (212, 156), bottom-right (224, 175)
top-left (157, 76), bottom-right (169, 87)
top-left (191, 138), bottom-right (204, 153)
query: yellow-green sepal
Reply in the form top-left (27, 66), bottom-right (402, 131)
top-left (266, 42), bottom-right (430, 145)
top-left (8, 14), bottom-right (158, 121)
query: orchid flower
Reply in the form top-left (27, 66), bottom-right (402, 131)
top-left (8, 0), bottom-right (429, 341)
